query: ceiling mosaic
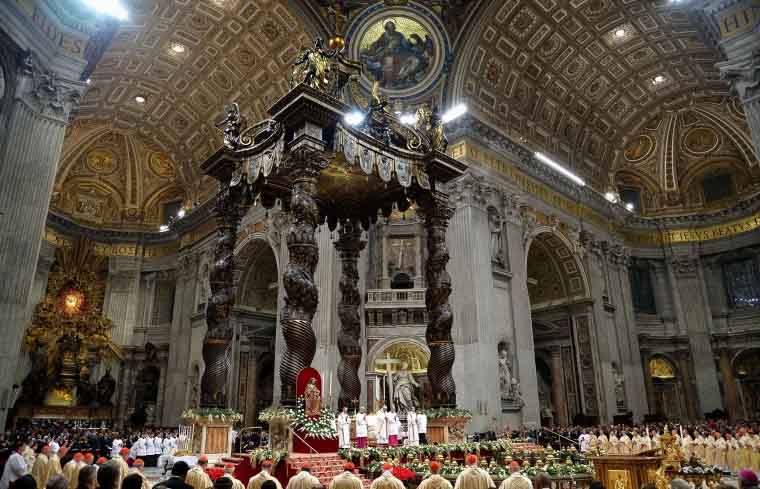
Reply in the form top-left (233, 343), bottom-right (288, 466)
top-left (72, 0), bottom-right (316, 192)
top-left (614, 98), bottom-right (760, 214)
top-left (454, 0), bottom-right (729, 188)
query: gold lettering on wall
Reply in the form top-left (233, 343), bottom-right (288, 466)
top-left (451, 140), bottom-right (760, 246)
top-left (14, 0), bottom-right (88, 57)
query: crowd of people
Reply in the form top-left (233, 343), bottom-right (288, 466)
top-left (2, 419), bottom-right (760, 489)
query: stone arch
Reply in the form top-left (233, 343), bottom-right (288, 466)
top-left (524, 227), bottom-right (589, 308)
top-left (234, 234), bottom-right (280, 312)
top-left (367, 337), bottom-right (430, 374)
top-left (647, 354), bottom-right (688, 420)
top-left (732, 347), bottom-right (760, 419)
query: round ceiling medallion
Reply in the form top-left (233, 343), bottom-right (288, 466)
top-left (85, 148), bottom-right (118, 175)
top-left (347, 3), bottom-right (450, 100)
top-left (623, 134), bottom-right (654, 163)
top-left (149, 152), bottom-right (175, 178)
top-left (684, 127), bottom-right (719, 155)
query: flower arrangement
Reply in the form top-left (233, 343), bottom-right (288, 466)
top-left (181, 408), bottom-right (243, 424)
top-left (257, 401), bottom-right (337, 439)
top-left (419, 408), bottom-right (473, 420)
top-left (249, 448), bottom-right (288, 466)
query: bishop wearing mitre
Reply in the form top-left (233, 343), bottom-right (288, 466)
top-left (375, 406), bottom-right (389, 445)
top-left (337, 408), bottom-right (351, 449)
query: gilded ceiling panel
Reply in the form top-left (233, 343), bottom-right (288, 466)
top-left (454, 0), bottom-right (728, 188)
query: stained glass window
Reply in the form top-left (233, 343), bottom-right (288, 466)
top-left (723, 258), bottom-right (760, 307)
top-left (630, 263), bottom-right (656, 314)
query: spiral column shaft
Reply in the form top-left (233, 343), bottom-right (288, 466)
top-left (335, 220), bottom-right (365, 408)
top-left (202, 188), bottom-right (243, 407)
top-left (422, 192), bottom-right (456, 407)
top-left (280, 166), bottom-right (321, 402)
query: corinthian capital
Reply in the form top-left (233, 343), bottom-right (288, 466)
top-left (719, 49), bottom-right (760, 99)
top-left (448, 172), bottom-right (487, 208)
top-left (16, 52), bottom-right (84, 122)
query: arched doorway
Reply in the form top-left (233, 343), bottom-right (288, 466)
top-left (234, 236), bottom-right (279, 425)
top-left (648, 355), bottom-right (687, 420)
top-left (369, 339), bottom-right (429, 412)
top-left (733, 348), bottom-right (760, 419)
top-left (526, 230), bottom-right (590, 425)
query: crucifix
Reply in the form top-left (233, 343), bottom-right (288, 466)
top-left (375, 352), bottom-right (401, 412)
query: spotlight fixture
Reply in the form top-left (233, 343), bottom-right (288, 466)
top-left (652, 75), bottom-right (666, 85)
top-left (85, 78), bottom-right (92, 85)
top-left (614, 29), bottom-right (626, 38)
top-left (177, 208), bottom-right (186, 218)
top-left (625, 202), bottom-right (635, 211)
top-left (344, 110), bottom-right (365, 126)
top-left (135, 95), bottom-right (146, 103)
top-left (159, 224), bottom-right (169, 232)
top-left (442, 104), bottom-right (467, 123)
top-left (170, 43), bottom-right (186, 54)
top-left (534, 152), bottom-right (586, 187)
top-left (80, 0), bottom-right (128, 20)
top-left (605, 191), bottom-right (618, 203)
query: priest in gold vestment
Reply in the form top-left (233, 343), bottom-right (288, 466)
top-left (454, 455), bottom-right (495, 489)
top-left (247, 461), bottom-right (283, 489)
top-left (222, 464), bottom-right (246, 489)
top-left (31, 445), bottom-right (50, 489)
top-left (330, 463), bottom-right (363, 489)
top-left (418, 463), bottom-right (453, 489)
top-left (187, 456), bottom-right (214, 489)
top-left (370, 464), bottom-right (404, 489)
top-left (286, 465), bottom-right (321, 489)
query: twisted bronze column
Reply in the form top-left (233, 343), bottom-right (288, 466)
top-left (279, 156), bottom-right (322, 402)
top-left (335, 219), bottom-right (365, 408)
top-left (422, 192), bottom-right (456, 407)
top-left (202, 187), bottom-right (243, 407)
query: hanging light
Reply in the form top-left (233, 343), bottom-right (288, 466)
top-left (344, 110), bottom-right (365, 126)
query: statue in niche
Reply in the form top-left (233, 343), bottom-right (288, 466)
top-left (613, 362), bottom-right (627, 412)
top-left (393, 362), bottom-right (419, 413)
top-left (489, 208), bottom-right (504, 266)
top-left (96, 367), bottom-right (116, 406)
top-left (304, 377), bottom-right (322, 417)
top-left (498, 343), bottom-right (512, 398)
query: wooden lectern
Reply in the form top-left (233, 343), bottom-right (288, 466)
top-left (589, 453), bottom-right (662, 489)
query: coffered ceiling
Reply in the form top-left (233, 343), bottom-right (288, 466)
top-left (452, 0), bottom-right (730, 188)
top-left (72, 0), bottom-right (317, 186)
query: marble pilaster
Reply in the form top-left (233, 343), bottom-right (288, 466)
top-left (667, 255), bottom-right (723, 414)
top-left (0, 54), bottom-right (86, 429)
top-left (549, 346), bottom-right (568, 426)
top-left (162, 253), bottom-right (198, 425)
top-left (103, 258), bottom-right (142, 347)
top-left (717, 348), bottom-right (740, 423)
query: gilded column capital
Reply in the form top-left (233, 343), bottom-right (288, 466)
top-left (14, 52), bottom-right (85, 123)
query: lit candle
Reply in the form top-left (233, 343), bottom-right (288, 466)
top-left (680, 425), bottom-right (684, 439)
top-left (374, 378), bottom-right (380, 400)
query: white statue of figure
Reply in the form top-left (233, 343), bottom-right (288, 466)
top-left (498, 345), bottom-right (512, 398)
top-left (489, 209), bottom-right (504, 265)
top-left (393, 362), bottom-right (419, 414)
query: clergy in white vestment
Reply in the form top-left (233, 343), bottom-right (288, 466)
top-left (387, 410), bottom-right (400, 447)
top-left (286, 465), bottom-right (321, 489)
top-left (375, 406), bottom-right (389, 444)
top-left (407, 408), bottom-right (420, 446)
top-left (454, 455), bottom-right (495, 489)
top-left (0, 442), bottom-right (29, 489)
top-left (355, 408), bottom-right (368, 448)
top-left (338, 408), bottom-right (352, 449)
top-left (417, 412), bottom-right (428, 445)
